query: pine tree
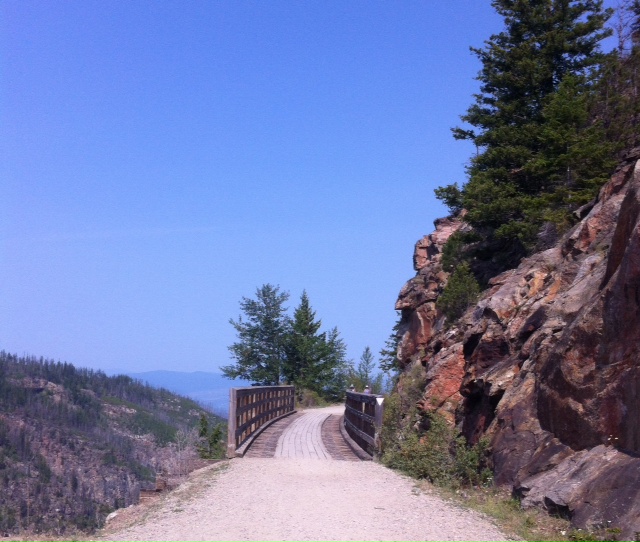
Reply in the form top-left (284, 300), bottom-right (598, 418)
top-left (356, 346), bottom-right (375, 385)
top-left (198, 413), bottom-right (208, 439)
top-left (222, 284), bottom-right (290, 385)
top-left (196, 414), bottom-right (225, 459)
top-left (439, 0), bottom-right (613, 259)
top-left (379, 317), bottom-right (401, 376)
top-left (320, 327), bottom-right (351, 402)
top-left (224, 287), bottom-right (350, 399)
top-left (349, 346), bottom-right (384, 394)
top-left (629, 0), bottom-right (640, 46)
top-left (283, 292), bottom-right (351, 400)
top-left (282, 291), bottom-right (330, 393)
top-left (593, 2), bottom-right (640, 152)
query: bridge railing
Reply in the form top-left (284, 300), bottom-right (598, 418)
top-left (226, 385), bottom-right (295, 458)
top-left (344, 391), bottom-right (384, 458)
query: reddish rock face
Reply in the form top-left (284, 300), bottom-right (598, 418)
top-left (393, 150), bottom-right (640, 539)
top-left (396, 215), bottom-right (466, 368)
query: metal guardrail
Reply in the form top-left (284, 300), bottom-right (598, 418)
top-left (226, 385), bottom-right (295, 458)
top-left (344, 391), bottom-right (384, 458)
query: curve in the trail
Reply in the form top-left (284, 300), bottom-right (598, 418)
top-left (275, 409), bottom-right (332, 459)
top-left (100, 405), bottom-right (511, 542)
top-left (244, 405), bottom-right (360, 461)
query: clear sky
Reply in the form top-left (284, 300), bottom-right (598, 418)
top-left (0, 1), bottom-right (618, 374)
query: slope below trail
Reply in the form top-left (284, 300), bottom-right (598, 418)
top-left (98, 406), bottom-right (511, 542)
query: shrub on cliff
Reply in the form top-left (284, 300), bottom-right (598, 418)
top-left (437, 263), bottom-right (480, 322)
top-left (381, 390), bottom-right (491, 487)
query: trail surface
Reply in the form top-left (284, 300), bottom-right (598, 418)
top-left (99, 406), bottom-right (510, 541)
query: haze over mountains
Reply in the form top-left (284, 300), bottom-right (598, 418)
top-left (123, 371), bottom-right (251, 417)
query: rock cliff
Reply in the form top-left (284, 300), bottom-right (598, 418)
top-left (394, 149), bottom-right (640, 539)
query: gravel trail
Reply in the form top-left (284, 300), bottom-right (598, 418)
top-left (101, 457), bottom-right (510, 541)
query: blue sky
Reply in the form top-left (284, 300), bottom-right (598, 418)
top-left (0, 1), bottom-right (617, 374)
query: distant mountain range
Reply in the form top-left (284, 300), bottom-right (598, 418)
top-left (124, 370), bottom-right (252, 417)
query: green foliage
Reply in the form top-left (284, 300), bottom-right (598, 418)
top-left (198, 412), bottom-right (209, 439)
top-left (222, 284), bottom-right (290, 385)
top-left (34, 453), bottom-right (51, 484)
top-left (437, 0), bottom-right (615, 268)
top-left (384, 411), bottom-right (455, 484)
top-left (319, 334), bottom-right (352, 403)
top-left (349, 346), bottom-right (384, 394)
top-left (378, 316), bottom-right (401, 376)
top-left (283, 291), bottom-right (343, 398)
top-left (437, 263), bottom-right (481, 322)
top-left (295, 389), bottom-right (328, 408)
top-left (440, 231), bottom-right (482, 273)
top-left (568, 525), bottom-right (623, 541)
top-left (128, 409), bottom-right (177, 445)
top-left (381, 395), bottom-right (491, 488)
top-left (593, 45), bottom-right (640, 153)
top-left (196, 415), bottom-right (225, 459)
top-left (224, 286), bottom-right (351, 402)
top-left (0, 350), bottom-right (222, 535)
top-left (196, 413), bottom-right (225, 459)
top-left (434, 182), bottom-right (464, 214)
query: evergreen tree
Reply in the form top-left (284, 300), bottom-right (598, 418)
top-left (593, 2), bottom-right (640, 152)
top-left (629, 0), bottom-right (640, 45)
top-left (357, 347), bottom-right (375, 384)
top-left (223, 287), bottom-right (350, 400)
top-left (198, 413), bottom-right (208, 439)
top-left (282, 291), bottom-right (332, 394)
top-left (379, 316), bottom-right (401, 377)
top-left (196, 414), bottom-right (225, 459)
top-left (320, 327), bottom-right (351, 402)
top-left (439, 0), bottom-right (613, 259)
top-left (222, 284), bottom-right (290, 385)
top-left (350, 346), bottom-right (384, 394)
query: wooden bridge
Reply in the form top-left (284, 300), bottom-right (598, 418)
top-left (103, 385), bottom-right (511, 540)
top-left (226, 385), bottom-right (384, 461)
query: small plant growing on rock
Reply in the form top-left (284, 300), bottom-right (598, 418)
top-left (437, 262), bottom-right (481, 322)
top-left (381, 397), bottom-right (491, 488)
top-left (568, 525), bottom-right (623, 542)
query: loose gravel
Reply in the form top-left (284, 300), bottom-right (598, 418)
top-left (100, 457), bottom-right (510, 541)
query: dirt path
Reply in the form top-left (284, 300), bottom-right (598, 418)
top-left (99, 407), bottom-right (511, 542)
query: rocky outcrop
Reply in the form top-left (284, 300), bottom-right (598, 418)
top-left (395, 149), bottom-right (640, 539)
top-left (395, 216), bottom-right (467, 423)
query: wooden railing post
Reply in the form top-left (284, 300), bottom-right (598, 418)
top-left (227, 387), bottom-right (238, 458)
top-left (373, 396), bottom-right (384, 461)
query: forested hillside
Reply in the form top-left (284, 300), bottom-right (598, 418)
top-left (0, 351), bottom-right (223, 536)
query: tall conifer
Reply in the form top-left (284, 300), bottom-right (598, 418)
top-left (222, 284), bottom-right (290, 385)
top-left (440, 0), bottom-right (612, 258)
top-left (282, 291), bottom-right (328, 392)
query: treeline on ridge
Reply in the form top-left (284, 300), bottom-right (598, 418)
top-left (0, 351), bottom-right (222, 535)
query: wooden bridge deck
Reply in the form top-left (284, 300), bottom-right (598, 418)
top-left (244, 404), bottom-right (361, 461)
